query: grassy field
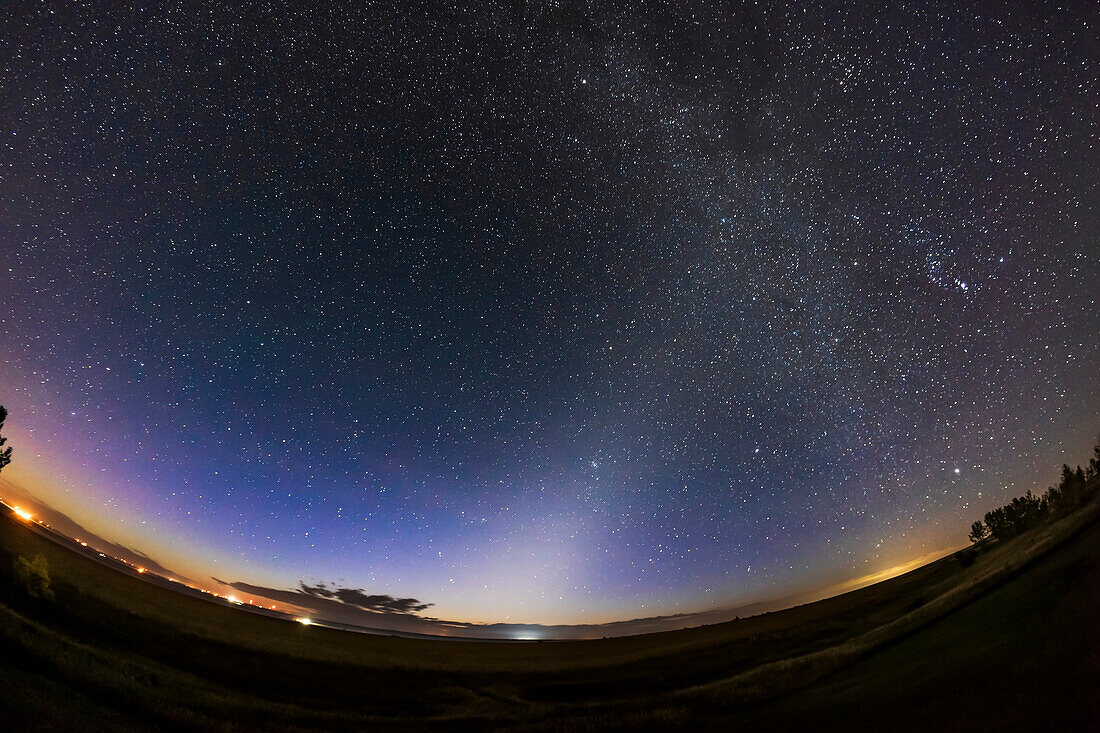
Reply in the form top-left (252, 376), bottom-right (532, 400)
top-left (0, 498), bottom-right (1097, 730)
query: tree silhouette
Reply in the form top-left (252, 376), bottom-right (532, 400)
top-left (970, 434), bottom-right (1100, 546)
top-left (968, 520), bottom-right (989, 544)
top-left (1059, 464), bottom-right (1085, 508)
top-left (0, 406), bottom-right (11, 474)
top-left (983, 507), bottom-right (1014, 541)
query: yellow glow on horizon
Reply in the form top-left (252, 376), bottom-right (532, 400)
top-left (12, 506), bottom-right (32, 522)
top-left (830, 546), bottom-right (960, 595)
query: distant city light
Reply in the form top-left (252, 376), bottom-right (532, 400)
top-left (12, 507), bottom-right (32, 521)
top-left (296, 617), bottom-right (313, 626)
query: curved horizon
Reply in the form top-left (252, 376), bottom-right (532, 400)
top-left (0, 481), bottom-right (963, 639)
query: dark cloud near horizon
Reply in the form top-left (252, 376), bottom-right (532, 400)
top-left (298, 582), bottom-right (433, 614)
top-left (215, 575), bottom-right (815, 639)
top-left (217, 578), bottom-right (433, 620)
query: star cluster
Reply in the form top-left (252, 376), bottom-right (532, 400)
top-left (1, 2), bottom-right (1097, 624)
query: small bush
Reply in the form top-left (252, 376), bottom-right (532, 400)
top-left (14, 554), bottom-right (54, 600)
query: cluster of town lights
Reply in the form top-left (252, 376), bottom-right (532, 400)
top-left (2, 497), bottom-right (285, 615)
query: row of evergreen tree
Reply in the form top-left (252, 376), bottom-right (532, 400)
top-left (969, 445), bottom-right (1100, 544)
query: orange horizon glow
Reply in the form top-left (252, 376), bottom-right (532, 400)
top-left (0, 482), bottom-right (975, 630)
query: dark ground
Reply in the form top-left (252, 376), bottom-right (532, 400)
top-left (0, 501), bottom-right (1097, 731)
top-left (703, 516), bottom-right (1100, 731)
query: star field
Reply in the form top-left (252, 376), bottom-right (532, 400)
top-left (1, 2), bottom-right (1098, 624)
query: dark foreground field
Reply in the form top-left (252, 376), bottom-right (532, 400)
top-left (0, 502), bottom-right (1097, 731)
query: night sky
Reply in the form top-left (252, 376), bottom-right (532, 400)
top-left (1, 2), bottom-right (1098, 627)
